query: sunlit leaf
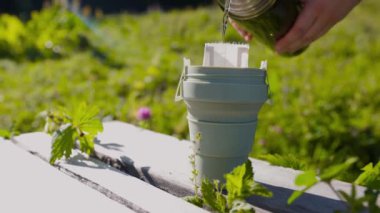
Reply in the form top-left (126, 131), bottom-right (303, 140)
top-left (230, 200), bottom-right (255, 213)
top-left (355, 162), bottom-right (380, 190)
top-left (320, 158), bottom-right (357, 181)
top-left (0, 129), bottom-right (11, 139)
top-left (251, 183), bottom-right (272, 198)
top-left (72, 102), bottom-right (103, 135)
top-left (288, 170), bottom-right (318, 205)
top-left (294, 170), bottom-right (318, 187)
top-left (78, 135), bottom-right (95, 155)
top-left (201, 178), bottom-right (227, 213)
top-left (183, 196), bottom-right (203, 208)
top-left (288, 190), bottom-right (304, 205)
top-left (225, 161), bottom-right (255, 206)
top-left (48, 103), bottom-right (103, 164)
top-left (50, 124), bottom-right (77, 164)
top-left (258, 154), bottom-right (307, 170)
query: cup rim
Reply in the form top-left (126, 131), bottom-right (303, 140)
top-left (187, 116), bottom-right (258, 125)
top-left (188, 65), bottom-right (266, 75)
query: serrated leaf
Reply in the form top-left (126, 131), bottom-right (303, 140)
top-left (225, 161), bottom-right (255, 206)
top-left (230, 200), bottom-right (255, 213)
top-left (251, 183), bottom-right (273, 198)
top-left (78, 134), bottom-right (95, 155)
top-left (355, 162), bottom-right (380, 190)
top-left (294, 170), bottom-right (318, 187)
top-left (215, 191), bottom-right (228, 213)
top-left (72, 102), bottom-right (103, 135)
top-left (45, 109), bottom-right (71, 134)
top-left (184, 196), bottom-right (203, 208)
top-left (320, 157), bottom-right (357, 181)
top-left (47, 103), bottom-right (103, 164)
top-left (201, 178), bottom-right (227, 213)
top-left (50, 124), bottom-right (77, 164)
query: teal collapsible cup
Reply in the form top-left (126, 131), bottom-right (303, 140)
top-left (175, 59), bottom-right (268, 183)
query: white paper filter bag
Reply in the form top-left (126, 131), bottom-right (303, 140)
top-left (202, 43), bottom-right (249, 68)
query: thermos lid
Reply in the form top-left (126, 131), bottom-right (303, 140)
top-left (219, 0), bottom-right (276, 20)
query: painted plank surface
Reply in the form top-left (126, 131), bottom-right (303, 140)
top-left (12, 121), bottom-right (379, 212)
top-left (12, 133), bottom-right (207, 213)
top-left (0, 140), bottom-right (132, 213)
top-left (91, 121), bottom-right (374, 212)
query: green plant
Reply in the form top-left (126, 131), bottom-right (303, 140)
top-left (25, 5), bottom-right (90, 59)
top-left (0, 129), bottom-right (11, 139)
top-left (288, 159), bottom-right (380, 212)
top-left (0, 14), bottom-right (26, 58)
top-left (185, 154), bottom-right (203, 207)
top-left (0, 5), bottom-right (92, 60)
top-left (185, 161), bottom-right (272, 212)
top-left (0, 128), bottom-right (19, 140)
top-left (45, 102), bottom-right (103, 164)
top-left (258, 153), bottom-right (307, 170)
top-left (353, 162), bottom-right (380, 212)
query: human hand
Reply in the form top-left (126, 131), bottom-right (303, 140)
top-left (276, 0), bottom-right (361, 54)
top-left (230, 0), bottom-right (361, 54)
top-left (229, 18), bottom-right (252, 42)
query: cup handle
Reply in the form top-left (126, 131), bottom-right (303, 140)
top-left (175, 58), bottom-right (191, 102)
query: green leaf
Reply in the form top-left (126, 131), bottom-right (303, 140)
top-left (44, 109), bottom-right (70, 134)
top-left (338, 190), bottom-right (351, 202)
top-left (78, 135), bottom-right (95, 155)
top-left (225, 161), bottom-right (255, 206)
top-left (0, 129), bottom-right (11, 139)
top-left (251, 183), bottom-right (273, 198)
top-left (288, 190), bottom-right (306, 205)
top-left (287, 171), bottom-right (318, 205)
top-left (366, 188), bottom-right (380, 212)
top-left (258, 154), bottom-right (306, 170)
top-left (71, 102), bottom-right (102, 156)
top-left (50, 124), bottom-right (77, 164)
top-left (294, 170), bottom-right (318, 187)
top-left (71, 102), bottom-right (103, 136)
top-left (320, 157), bottom-right (357, 181)
top-left (201, 178), bottom-right (227, 213)
top-left (337, 185), bottom-right (366, 213)
top-left (47, 103), bottom-right (103, 164)
top-left (230, 200), bottom-right (255, 213)
top-left (184, 196), bottom-right (203, 208)
top-left (355, 162), bottom-right (380, 190)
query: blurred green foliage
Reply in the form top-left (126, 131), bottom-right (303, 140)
top-left (0, 6), bottom-right (90, 59)
top-left (0, 1), bottom-right (379, 182)
top-left (0, 14), bottom-right (26, 58)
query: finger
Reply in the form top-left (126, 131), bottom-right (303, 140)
top-left (304, 0), bottom-right (360, 45)
top-left (229, 18), bottom-right (239, 29)
top-left (284, 14), bottom-right (325, 53)
top-left (314, 24), bottom-right (332, 41)
top-left (244, 34), bottom-right (253, 42)
top-left (230, 21), bottom-right (246, 36)
top-left (282, 17), bottom-right (318, 53)
top-left (300, 15), bottom-right (333, 47)
top-left (229, 18), bottom-right (252, 41)
top-left (275, 0), bottom-right (319, 54)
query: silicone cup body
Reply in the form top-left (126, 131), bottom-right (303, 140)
top-left (181, 66), bottom-right (268, 182)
